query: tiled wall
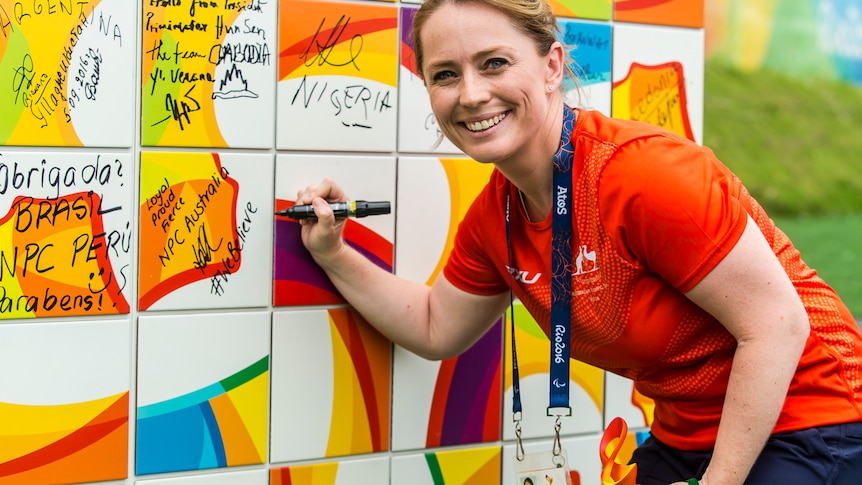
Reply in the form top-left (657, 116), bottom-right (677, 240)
top-left (0, 0), bottom-right (703, 483)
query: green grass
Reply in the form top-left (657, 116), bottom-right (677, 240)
top-left (703, 60), bottom-right (862, 317)
top-left (773, 214), bottom-right (862, 317)
top-left (703, 61), bottom-right (862, 217)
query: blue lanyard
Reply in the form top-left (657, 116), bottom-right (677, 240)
top-left (508, 106), bottom-right (575, 422)
top-left (505, 195), bottom-right (523, 418)
top-left (549, 106), bottom-right (574, 415)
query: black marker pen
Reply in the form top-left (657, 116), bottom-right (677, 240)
top-left (275, 200), bottom-right (391, 220)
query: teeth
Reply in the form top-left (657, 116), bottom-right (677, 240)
top-left (466, 113), bottom-right (506, 132)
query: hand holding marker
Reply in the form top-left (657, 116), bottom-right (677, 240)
top-left (275, 200), bottom-right (391, 220)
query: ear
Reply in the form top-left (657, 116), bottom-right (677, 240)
top-left (546, 41), bottom-right (566, 88)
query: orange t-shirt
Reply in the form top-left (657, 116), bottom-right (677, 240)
top-left (444, 108), bottom-right (862, 450)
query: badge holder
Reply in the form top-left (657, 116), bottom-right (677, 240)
top-left (512, 411), bottom-right (573, 485)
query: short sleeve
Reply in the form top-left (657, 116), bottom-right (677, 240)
top-left (598, 135), bottom-right (748, 293)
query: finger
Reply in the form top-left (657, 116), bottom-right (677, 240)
top-left (319, 177), bottom-right (350, 203)
top-left (295, 185), bottom-right (309, 205)
top-left (311, 196), bottom-right (334, 222)
top-left (294, 178), bottom-right (348, 211)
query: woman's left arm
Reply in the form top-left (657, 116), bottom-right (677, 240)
top-left (680, 215), bottom-right (810, 485)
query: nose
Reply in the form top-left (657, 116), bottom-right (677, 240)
top-left (459, 72), bottom-right (491, 107)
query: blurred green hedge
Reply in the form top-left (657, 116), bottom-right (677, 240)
top-left (704, 61), bottom-right (862, 217)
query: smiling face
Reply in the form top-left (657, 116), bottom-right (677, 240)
top-left (418, 0), bottom-right (564, 165)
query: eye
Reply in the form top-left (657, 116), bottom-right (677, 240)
top-left (430, 70), bottom-right (457, 84)
top-left (485, 57), bottom-right (509, 70)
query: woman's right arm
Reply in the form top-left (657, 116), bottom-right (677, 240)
top-left (297, 179), bottom-right (509, 360)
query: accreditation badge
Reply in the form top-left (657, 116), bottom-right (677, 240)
top-left (513, 449), bottom-right (573, 485)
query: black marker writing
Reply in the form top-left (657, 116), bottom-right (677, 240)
top-left (209, 200), bottom-right (256, 296)
top-left (424, 113), bottom-right (443, 137)
top-left (0, 155), bottom-right (124, 199)
top-left (209, 41), bottom-right (270, 65)
top-left (0, 3), bottom-right (13, 37)
top-left (152, 85), bottom-right (202, 130)
top-left (13, 190), bottom-right (117, 233)
top-left (191, 222), bottom-right (223, 271)
top-left (634, 65), bottom-right (684, 132)
top-left (189, 0), bottom-right (218, 18)
top-left (291, 76), bottom-right (393, 128)
top-left (73, 47), bottom-right (103, 101)
top-left (145, 12), bottom-right (209, 34)
top-left (301, 15), bottom-right (362, 70)
top-left (11, 54), bottom-right (36, 105)
top-left (12, 0), bottom-right (88, 25)
top-left (0, 286), bottom-right (98, 313)
top-left (213, 63), bottom-right (257, 99)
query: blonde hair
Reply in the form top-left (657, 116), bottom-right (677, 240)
top-left (411, 0), bottom-right (579, 86)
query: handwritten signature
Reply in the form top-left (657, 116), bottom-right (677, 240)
top-left (301, 15), bottom-right (362, 71)
top-left (152, 85), bottom-right (202, 130)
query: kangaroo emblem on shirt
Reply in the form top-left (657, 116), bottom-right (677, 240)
top-left (574, 244), bottom-right (597, 275)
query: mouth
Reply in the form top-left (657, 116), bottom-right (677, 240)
top-left (464, 112), bottom-right (507, 132)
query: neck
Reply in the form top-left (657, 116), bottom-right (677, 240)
top-left (516, 180), bottom-right (552, 223)
top-left (499, 104), bottom-right (569, 222)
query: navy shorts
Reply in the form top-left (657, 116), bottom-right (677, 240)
top-left (630, 421), bottom-right (862, 484)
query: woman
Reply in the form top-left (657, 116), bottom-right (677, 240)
top-left (295, 0), bottom-right (862, 483)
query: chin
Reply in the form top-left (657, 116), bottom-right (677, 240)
top-left (464, 151), bottom-right (500, 164)
top-left (460, 140), bottom-right (513, 164)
